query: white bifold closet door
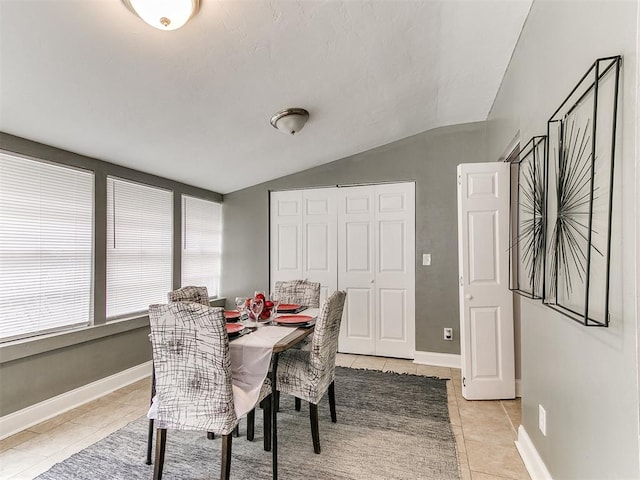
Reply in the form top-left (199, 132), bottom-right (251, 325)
top-left (270, 182), bottom-right (415, 359)
top-left (269, 188), bottom-right (338, 306)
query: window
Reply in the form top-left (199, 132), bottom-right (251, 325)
top-left (0, 153), bottom-right (94, 341)
top-left (106, 177), bottom-right (172, 319)
top-left (182, 195), bottom-right (222, 296)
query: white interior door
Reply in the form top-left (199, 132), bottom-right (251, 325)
top-left (457, 163), bottom-right (515, 400)
top-left (374, 183), bottom-right (415, 358)
top-left (302, 189), bottom-right (338, 304)
top-left (337, 186), bottom-right (376, 355)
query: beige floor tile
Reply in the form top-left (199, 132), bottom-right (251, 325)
top-left (69, 403), bottom-right (139, 429)
top-left (471, 472), bottom-right (519, 480)
top-left (383, 360), bottom-right (418, 375)
top-left (26, 406), bottom-right (88, 434)
top-left (501, 399), bottom-right (522, 432)
top-left (415, 364), bottom-right (452, 378)
top-left (335, 353), bottom-right (356, 367)
top-left (466, 439), bottom-right (530, 480)
top-left (13, 422), bottom-right (98, 458)
top-left (448, 403), bottom-right (462, 426)
top-left (461, 416), bottom-right (516, 446)
top-left (0, 447), bottom-right (48, 478)
top-left (451, 424), bottom-right (466, 454)
top-left (457, 447), bottom-right (471, 478)
top-left (350, 355), bottom-right (386, 370)
top-left (0, 430), bottom-right (39, 453)
top-left (460, 464), bottom-right (473, 480)
top-left (7, 455), bottom-right (60, 479)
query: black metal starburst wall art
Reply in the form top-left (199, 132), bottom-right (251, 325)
top-left (543, 55), bottom-right (621, 327)
top-left (509, 136), bottom-right (545, 299)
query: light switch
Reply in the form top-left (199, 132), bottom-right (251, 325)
top-left (422, 253), bottom-right (431, 266)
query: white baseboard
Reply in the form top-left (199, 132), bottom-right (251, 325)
top-left (0, 361), bottom-right (152, 440)
top-left (413, 351), bottom-right (461, 368)
top-left (515, 425), bottom-right (553, 480)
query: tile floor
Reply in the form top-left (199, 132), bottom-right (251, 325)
top-left (0, 354), bottom-right (530, 479)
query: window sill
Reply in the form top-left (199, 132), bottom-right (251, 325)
top-left (0, 316), bottom-right (150, 364)
top-left (0, 297), bottom-right (226, 364)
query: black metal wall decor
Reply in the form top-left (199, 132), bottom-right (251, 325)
top-left (509, 136), bottom-right (546, 299)
top-left (543, 55), bottom-right (621, 327)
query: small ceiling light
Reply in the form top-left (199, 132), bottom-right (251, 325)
top-left (270, 108), bottom-right (310, 135)
top-left (122, 0), bottom-right (200, 31)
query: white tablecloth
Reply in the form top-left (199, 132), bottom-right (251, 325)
top-left (230, 325), bottom-right (296, 418)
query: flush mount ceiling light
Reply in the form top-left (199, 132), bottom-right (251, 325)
top-left (270, 108), bottom-right (309, 135)
top-left (122, 0), bottom-right (200, 31)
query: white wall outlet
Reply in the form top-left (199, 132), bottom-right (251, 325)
top-left (443, 327), bottom-right (453, 341)
top-left (538, 404), bottom-right (547, 436)
top-left (422, 253), bottom-right (432, 266)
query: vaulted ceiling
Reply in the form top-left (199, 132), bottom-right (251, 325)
top-left (0, 0), bottom-right (531, 194)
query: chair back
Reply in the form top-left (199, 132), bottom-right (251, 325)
top-left (148, 302), bottom-right (237, 435)
top-left (274, 280), bottom-right (321, 308)
top-left (167, 285), bottom-right (209, 305)
top-left (309, 290), bottom-right (347, 376)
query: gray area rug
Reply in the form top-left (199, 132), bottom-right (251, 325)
top-left (37, 367), bottom-right (460, 479)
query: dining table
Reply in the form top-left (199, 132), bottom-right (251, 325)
top-left (229, 308), bottom-right (319, 480)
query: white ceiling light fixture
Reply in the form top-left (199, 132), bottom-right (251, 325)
top-left (270, 108), bottom-right (309, 135)
top-left (122, 0), bottom-right (200, 31)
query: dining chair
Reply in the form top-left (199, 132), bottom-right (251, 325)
top-left (146, 286), bottom-right (211, 464)
top-left (148, 302), bottom-right (271, 480)
top-left (167, 285), bottom-right (210, 305)
top-left (275, 290), bottom-right (347, 454)
top-left (273, 279), bottom-right (321, 308)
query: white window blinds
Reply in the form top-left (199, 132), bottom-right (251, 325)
top-left (106, 177), bottom-right (172, 319)
top-left (182, 195), bottom-right (222, 296)
top-left (0, 153), bottom-right (94, 342)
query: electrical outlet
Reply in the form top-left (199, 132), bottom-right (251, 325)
top-left (443, 327), bottom-right (453, 341)
top-left (538, 404), bottom-right (547, 436)
top-left (422, 253), bottom-right (431, 266)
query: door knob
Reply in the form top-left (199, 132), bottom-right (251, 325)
top-left (465, 294), bottom-right (473, 300)
top-left (370, 279), bottom-right (375, 284)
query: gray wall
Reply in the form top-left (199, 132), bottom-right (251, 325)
top-left (486, 1), bottom-right (639, 478)
top-left (221, 122), bottom-right (488, 355)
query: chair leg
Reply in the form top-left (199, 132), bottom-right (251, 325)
top-left (207, 432), bottom-right (215, 440)
top-left (146, 366), bottom-right (156, 465)
top-left (294, 397), bottom-right (301, 411)
top-left (153, 428), bottom-right (167, 480)
top-left (262, 397), bottom-right (271, 452)
top-left (329, 380), bottom-right (337, 423)
top-left (309, 403), bottom-right (321, 454)
top-left (221, 434), bottom-right (232, 480)
top-left (146, 419), bottom-right (154, 464)
top-left (275, 390), bottom-right (280, 411)
top-left (247, 408), bottom-right (255, 441)
top-left (233, 425), bottom-right (240, 437)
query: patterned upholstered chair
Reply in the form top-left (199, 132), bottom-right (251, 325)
top-left (146, 286), bottom-right (211, 464)
top-left (167, 285), bottom-right (210, 305)
top-left (148, 302), bottom-right (271, 480)
top-left (275, 290), bottom-right (347, 454)
top-left (273, 279), bottom-right (321, 308)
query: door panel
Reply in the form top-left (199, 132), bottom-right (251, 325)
top-left (302, 189), bottom-right (338, 305)
top-left (378, 288), bottom-right (406, 340)
top-left (468, 211), bottom-right (498, 284)
top-left (374, 183), bottom-right (415, 358)
top-left (338, 186), bottom-right (376, 354)
top-left (270, 191), bottom-right (302, 282)
top-left (458, 163), bottom-right (514, 400)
